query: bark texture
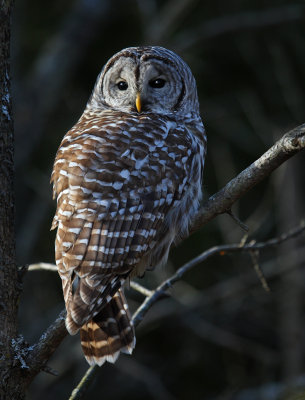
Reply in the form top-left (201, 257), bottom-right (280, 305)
top-left (0, 1), bottom-right (24, 399)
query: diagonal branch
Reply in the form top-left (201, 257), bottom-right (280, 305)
top-left (190, 123), bottom-right (305, 232)
top-left (23, 310), bottom-right (67, 386)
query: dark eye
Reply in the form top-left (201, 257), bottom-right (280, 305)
top-left (117, 81), bottom-right (128, 90)
top-left (149, 78), bottom-right (166, 88)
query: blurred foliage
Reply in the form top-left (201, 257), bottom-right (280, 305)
top-left (11, 0), bottom-right (305, 399)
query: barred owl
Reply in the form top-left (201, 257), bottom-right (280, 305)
top-left (51, 46), bottom-right (206, 366)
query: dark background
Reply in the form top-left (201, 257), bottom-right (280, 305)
top-left (12, 1), bottom-right (305, 399)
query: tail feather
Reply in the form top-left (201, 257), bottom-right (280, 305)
top-left (80, 288), bottom-right (135, 366)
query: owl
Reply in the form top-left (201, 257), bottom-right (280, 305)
top-left (51, 46), bottom-right (206, 366)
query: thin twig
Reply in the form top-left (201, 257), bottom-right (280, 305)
top-left (69, 366), bottom-right (98, 400)
top-left (226, 209), bottom-right (249, 232)
top-left (130, 281), bottom-right (154, 297)
top-left (41, 364), bottom-right (59, 377)
top-left (249, 248), bottom-right (270, 292)
top-left (28, 263), bottom-right (57, 272)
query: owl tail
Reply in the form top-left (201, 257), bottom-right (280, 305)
top-left (80, 288), bottom-right (136, 366)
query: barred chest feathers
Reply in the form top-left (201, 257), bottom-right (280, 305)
top-left (52, 111), bottom-right (205, 273)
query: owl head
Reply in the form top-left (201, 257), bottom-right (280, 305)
top-left (87, 46), bottom-right (200, 116)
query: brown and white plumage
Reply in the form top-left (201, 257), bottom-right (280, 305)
top-left (51, 46), bottom-right (206, 366)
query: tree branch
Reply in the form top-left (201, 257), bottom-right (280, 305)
top-left (23, 310), bottom-right (67, 386)
top-left (190, 123), bottom-right (305, 233)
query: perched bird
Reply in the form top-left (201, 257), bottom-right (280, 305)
top-left (51, 46), bottom-right (206, 366)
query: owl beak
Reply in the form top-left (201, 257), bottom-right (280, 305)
top-left (135, 92), bottom-right (142, 113)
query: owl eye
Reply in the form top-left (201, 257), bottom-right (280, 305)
top-left (149, 78), bottom-right (166, 88)
top-left (117, 81), bottom-right (128, 90)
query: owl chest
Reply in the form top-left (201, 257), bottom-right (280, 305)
top-left (55, 120), bottom-right (197, 206)
top-left (86, 128), bottom-right (191, 183)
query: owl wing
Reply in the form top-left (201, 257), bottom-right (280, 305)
top-left (51, 113), bottom-right (199, 334)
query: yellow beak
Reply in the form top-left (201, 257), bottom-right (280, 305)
top-left (135, 92), bottom-right (141, 113)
